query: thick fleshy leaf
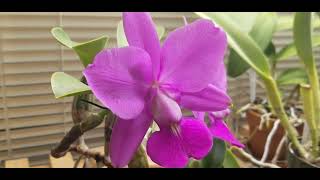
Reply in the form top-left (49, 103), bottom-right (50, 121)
top-left (151, 90), bottom-right (182, 127)
top-left (51, 72), bottom-right (91, 98)
top-left (209, 115), bottom-right (244, 148)
top-left (110, 110), bottom-right (152, 168)
top-left (277, 14), bottom-right (320, 32)
top-left (276, 35), bottom-right (320, 62)
top-left (147, 128), bottom-right (188, 168)
top-left (51, 27), bottom-right (108, 67)
top-left (83, 47), bottom-right (152, 119)
top-left (176, 84), bottom-right (231, 112)
top-left (159, 19), bottom-right (227, 92)
top-left (73, 37), bottom-right (109, 67)
top-left (156, 26), bottom-right (165, 40)
top-left (123, 12), bottom-right (161, 78)
top-left (223, 149), bottom-right (240, 168)
top-left (180, 119), bottom-right (213, 159)
top-left (195, 12), bottom-right (271, 79)
top-left (227, 13), bottom-right (277, 77)
top-left (223, 13), bottom-right (258, 33)
top-left (117, 21), bottom-right (129, 48)
top-left (294, 12), bottom-right (315, 69)
top-left (201, 138), bottom-right (226, 168)
top-left (276, 68), bottom-right (308, 86)
top-left (51, 27), bottom-right (79, 48)
top-left (117, 20), bottom-right (166, 48)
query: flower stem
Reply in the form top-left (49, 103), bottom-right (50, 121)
top-left (300, 84), bottom-right (319, 158)
top-left (262, 77), bottom-right (308, 159)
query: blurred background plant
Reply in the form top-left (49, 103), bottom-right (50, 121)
top-left (195, 12), bottom-right (320, 168)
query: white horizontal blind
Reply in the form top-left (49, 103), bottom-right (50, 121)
top-left (0, 12), bottom-right (311, 163)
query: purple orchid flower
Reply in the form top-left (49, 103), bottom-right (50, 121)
top-left (193, 110), bottom-right (244, 148)
top-left (191, 59), bottom-right (244, 148)
top-left (83, 12), bottom-right (230, 168)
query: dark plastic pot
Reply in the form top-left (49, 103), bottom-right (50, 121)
top-left (287, 143), bottom-right (319, 168)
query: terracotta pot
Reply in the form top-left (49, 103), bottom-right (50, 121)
top-left (246, 109), bottom-right (304, 161)
top-left (288, 142), bottom-right (319, 168)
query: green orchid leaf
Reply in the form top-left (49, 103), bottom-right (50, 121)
top-left (250, 12), bottom-right (278, 51)
top-left (195, 12), bottom-right (271, 79)
top-left (223, 12), bottom-right (259, 33)
top-left (51, 72), bottom-right (91, 99)
top-left (228, 41), bottom-right (276, 78)
top-left (276, 35), bottom-right (320, 62)
top-left (223, 149), bottom-right (240, 168)
top-left (227, 12), bottom-right (277, 77)
top-left (294, 12), bottom-right (315, 69)
top-left (276, 68), bottom-right (309, 86)
top-left (51, 27), bottom-right (108, 67)
top-left (117, 20), bottom-right (166, 48)
top-left (51, 27), bottom-right (79, 48)
top-left (277, 14), bottom-right (320, 32)
top-left (156, 25), bottom-right (165, 40)
top-left (72, 36), bottom-right (108, 67)
top-left (117, 21), bottom-right (129, 48)
top-left (187, 160), bottom-right (201, 168)
top-left (201, 139), bottom-right (226, 168)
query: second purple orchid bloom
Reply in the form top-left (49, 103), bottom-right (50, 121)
top-left (83, 12), bottom-right (244, 168)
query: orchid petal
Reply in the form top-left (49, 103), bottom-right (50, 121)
top-left (83, 47), bottom-right (152, 119)
top-left (123, 12), bottom-right (161, 78)
top-left (209, 115), bottom-right (244, 148)
top-left (146, 118), bottom-right (212, 168)
top-left (211, 61), bottom-right (228, 92)
top-left (110, 109), bottom-right (153, 167)
top-left (175, 84), bottom-right (231, 112)
top-left (146, 128), bottom-right (188, 168)
top-left (180, 118), bottom-right (213, 159)
top-left (159, 19), bottom-right (227, 92)
top-left (192, 111), bottom-right (205, 121)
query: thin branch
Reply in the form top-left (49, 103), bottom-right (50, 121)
top-left (69, 145), bottom-right (113, 168)
top-left (232, 147), bottom-right (280, 168)
top-left (104, 113), bottom-right (116, 159)
top-left (51, 110), bottom-right (108, 158)
top-left (74, 155), bottom-right (84, 168)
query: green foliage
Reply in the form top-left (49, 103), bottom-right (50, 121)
top-left (117, 20), bottom-right (166, 48)
top-left (275, 35), bottom-right (320, 62)
top-left (195, 12), bottom-right (272, 79)
top-left (293, 13), bottom-right (315, 68)
top-left (51, 27), bottom-right (108, 67)
top-left (201, 139), bottom-right (226, 168)
top-left (51, 72), bottom-right (91, 99)
top-left (223, 149), bottom-right (240, 168)
top-left (224, 12), bottom-right (277, 77)
top-left (276, 68), bottom-right (309, 86)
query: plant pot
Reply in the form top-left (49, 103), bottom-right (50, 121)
top-left (287, 142), bottom-right (319, 168)
top-left (246, 109), bottom-right (304, 161)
